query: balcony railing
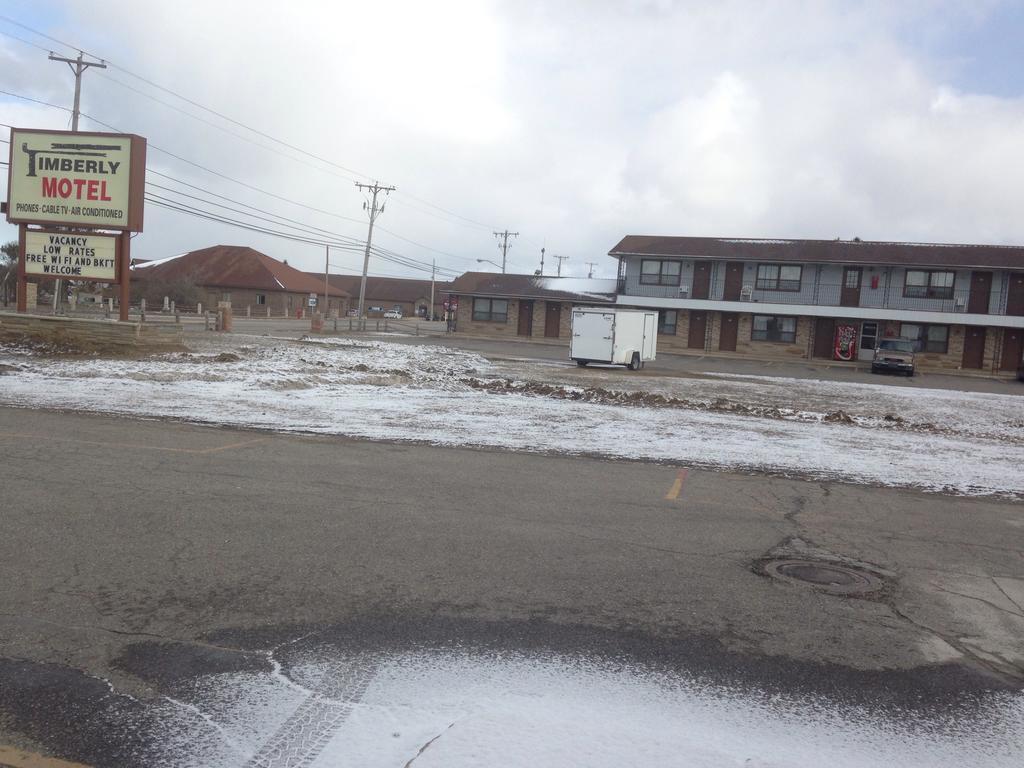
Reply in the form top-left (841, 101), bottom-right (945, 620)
top-left (617, 279), bottom-right (1014, 316)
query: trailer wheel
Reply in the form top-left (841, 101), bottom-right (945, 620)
top-left (628, 352), bottom-right (641, 371)
top-left (575, 359), bottom-right (588, 367)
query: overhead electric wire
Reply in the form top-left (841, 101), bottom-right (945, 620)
top-left (0, 15), bottom-right (501, 233)
top-left (0, 26), bottom-right (53, 54)
top-left (0, 85), bottom-right (470, 275)
top-left (146, 195), bottom-right (454, 277)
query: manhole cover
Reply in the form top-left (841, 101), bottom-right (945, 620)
top-left (763, 559), bottom-right (884, 596)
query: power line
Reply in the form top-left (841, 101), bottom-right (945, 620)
top-left (0, 86), bottom-right (466, 275)
top-left (1, 15), bottom-right (503, 234)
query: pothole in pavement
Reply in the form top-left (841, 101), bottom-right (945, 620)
top-left (762, 558), bottom-right (886, 596)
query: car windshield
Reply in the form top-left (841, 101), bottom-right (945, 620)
top-left (878, 339), bottom-right (915, 353)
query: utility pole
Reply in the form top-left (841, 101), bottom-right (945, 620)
top-left (585, 261), bottom-right (597, 279)
top-left (355, 181), bottom-right (395, 317)
top-left (539, 247), bottom-right (545, 276)
top-left (553, 254), bottom-right (570, 277)
top-left (323, 245), bottom-right (330, 316)
top-left (48, 50), bottom-right (107, 315)
top-left (493, 230), bottom-right (518, 273)
top-left (429, 259), bottom-right (435, 321)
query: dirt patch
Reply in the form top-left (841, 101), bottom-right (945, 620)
top-left (458, 376), bottom-right (1009, 441)
top-left (213, 352), bottom-right (242, 363)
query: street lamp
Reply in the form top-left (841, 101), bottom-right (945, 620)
top-left (476, 258), bottom-right (504, 273)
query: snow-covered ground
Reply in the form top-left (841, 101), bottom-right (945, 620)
top-left (144, 648), bottom-right (1023, 767)
top-left (1, 336), bottom-right (1022, 498)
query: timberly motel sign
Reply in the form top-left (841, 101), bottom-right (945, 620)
top-left (5, 127), bottom-right (147, 321)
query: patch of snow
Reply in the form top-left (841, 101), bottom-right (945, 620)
top-left (533, 277), bottom-right (618, 295)
top-left (1, 338), bottom-right (1022, 498)
top-left (132, 252), bottom-right (188, 269)
top-left (141, 649), bottom-right (1023, 768)
top-left (718, 239), bottom-right (794, 244)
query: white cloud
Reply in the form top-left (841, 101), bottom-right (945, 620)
top-left (1, 0), bottom-right (1023, 278)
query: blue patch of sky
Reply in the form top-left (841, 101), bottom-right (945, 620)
top-left (897, 1), bottom-right (1024, 98)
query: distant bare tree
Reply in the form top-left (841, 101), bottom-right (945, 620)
top-left (1, 241), bottom-right (17, 307)
top-left (131, 272), bottom-right (201, 308)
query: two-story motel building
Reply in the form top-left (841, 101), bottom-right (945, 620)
top-left (610, 236), bottom-right (1024, 374)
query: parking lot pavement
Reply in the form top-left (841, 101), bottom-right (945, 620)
top-left (182, 319), bottom-right (1024, 395)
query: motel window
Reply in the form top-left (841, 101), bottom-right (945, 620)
top-left (256, 294), bottom-right (266, 305)
top-left (751, 315), bottom-right (797, 343)
top-left (472, 298), bottom-right (509, 322)
top-left (639, 259), bottom-right (682, 286)
top-left (658, 310), bottom-right (677, 336)
top-left (900, 323), bottom-right (949, 354)
top-left (755, 264), bottom-right (802, 292)
top-left (904, 270), bottom-right (955, 299)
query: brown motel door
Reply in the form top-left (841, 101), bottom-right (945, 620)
top-left (718, 313), bottom-right (738, 351)
top-left (1000, 328), bottom-right (1023, 371)
top-left (692, 262), bottom-right (711, 299)
top-left (840, 267), bottom-right (861, 307)
top-left (544, 302), bottom-right (561, 338)
top-left (968, 271), bottom-right (992, 314)
top-left (962, 326), bottom-right (986, 369)
top-left (723, 262), bottom-right (743, 301)
top-left (813, 317), bottom-right (835, 358)
top-left (518, 300), bottom-right (533, 336)
top-left (1008, 273), bottom-right (1024, 316)
top-left (688, 311), bottom-right (708, 349)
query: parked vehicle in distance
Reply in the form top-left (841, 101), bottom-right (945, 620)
top-left (384, 309), bottom-right (403, 319)
top-left (871, 338), bottom-right (916, 376)
top-left (570, 307), bottom-right (657, 370)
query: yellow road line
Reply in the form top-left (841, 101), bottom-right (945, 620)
top-left (0, 431), bottom-right (269, 455)
top-left (0, 745), bottom-right (91, 768)
top-left (664, 468), bottom-right (689, 500)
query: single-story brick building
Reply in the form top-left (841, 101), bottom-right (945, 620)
top-left (133, 245), bottom-right (349, 316)
top-left (309, 274), bottom-right (451, 318)
top-left (446, 272), bottom-right (617, 340)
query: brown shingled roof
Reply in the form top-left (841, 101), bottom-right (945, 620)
top-left (133, 246), bottom-right (348, 297)
top-left (609, 235), bottom-right (1024, 270)
top-left (309, 274), bottom-right (451, 303)
top-left (448, 272), bottom-right (616, 302)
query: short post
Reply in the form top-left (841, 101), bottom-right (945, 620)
top-left (217, 301), bottom-right (233, 332)
top-left (175, 311), bottom-right (181, 324)
top-left (141, 298), bottom-right (146, 315)
top-left (247, 305), bottom-right (252, 318)
top-left (163, 296), bottom-right (170, 312)
top-left (170, 300), bottom-right (176, 314)
top-left (333, 316), bottom-right (338, 332)
top-left (197, 302), bottom-right (202, 315)
top-left (204, 311), bottom-right (211, 331)
top-left (107, 297), bottom-right (114, 315)
top-left (267, 306), bottom-right (271, 318)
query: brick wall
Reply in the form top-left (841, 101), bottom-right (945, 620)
top-left (453, 297), bottom-right (575, 343)
top-left (196, 287), bottom-right (348, 317)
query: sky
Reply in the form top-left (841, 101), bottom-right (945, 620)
top-left (2, 0), bottom-right (1024, 280)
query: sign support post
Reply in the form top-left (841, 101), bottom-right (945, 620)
top-left (119, 231), bottom-right (131, 322)
top-left (16, 224), bottom-right (27, 313)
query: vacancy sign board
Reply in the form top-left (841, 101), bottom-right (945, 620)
top-left (23, 230), bottom-right (118, 282)
top-left (6, 128), bottom-right (147, 231)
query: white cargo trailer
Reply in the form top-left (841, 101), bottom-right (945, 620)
top-left (570, 307), bottom-right (658, 370)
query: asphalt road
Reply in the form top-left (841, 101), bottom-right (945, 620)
top-left (1, 406), bottom-right (1022, 764)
